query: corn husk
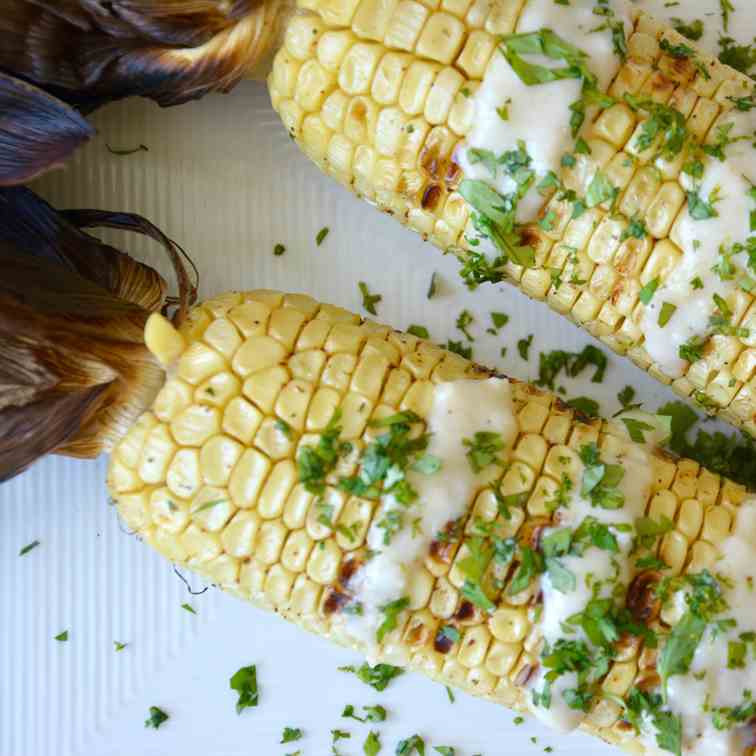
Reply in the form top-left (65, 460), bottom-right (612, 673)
top-left (0, 186), bottom-right (195, 482)
top-left (0, 72), bottom-right (94, 186)
top-left (0, 0), bottom-right (289, 111)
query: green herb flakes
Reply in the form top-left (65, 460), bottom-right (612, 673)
top-left (338, 662), bottom-right (404, 691)
top-left (358, 281), bottom-right (382, 315)
top-left (518, 334), bottom-right (534, 360)
top-left (281, 727), bottom-right (303, 744)
top-left (407, 324), bottom-right (430, 339)
top-left (19, 540), bottom-right (40, 556)
top-left (144, 706), bottom-right (169, 730)
top-left (229, 664), bottom-right (259, 714)
top-left (363, 730), bottom-right (381, 755)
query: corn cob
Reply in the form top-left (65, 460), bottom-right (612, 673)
top-left (266, 3), bottom-right (756, 438)
top-left (108, 289), bottom-right (755, 754)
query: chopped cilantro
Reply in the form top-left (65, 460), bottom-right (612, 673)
top-left (273, 243), bottom-right (286, 256)
top-left (230, 664), bottom-right (259, 714)
top-left (658, 401), bottom-right (756, 489)
top-left (687, 188), bottom-right (720, 220)
top-left (427, 272), bottom-right (438, 299)
top-left (490, 311), bottom-right (510, 330)
top-left (456, 309), bottom-right (475, 340)
top-left (315, 226), bottom-right (330, 246)
top-left (463, 431), bottom-right (506, 472)
top-left (407, 324), bottom-right (430, 339)
top-left (19, 540), bottom-right (40, 556)
top-left (363, 730), bottom-right (381, 755)
top-left (446, 339), bottom-right (473, 359)
top-left (658, 302), bottom-right (677, 327)
top-left (585, 171), bottom-right (618, 208)
top-left (281, 727), bottom-right (303, 743)
top-left (358, 281), bottom-right (382, 315)
top-left (621, 417), bottom-right (655, 444)
top-left (54, 630), bottom-right (69, 642)
top-left (672, 18), bottom-right (704, 41)
top-left (617, 385), bottom-right (636, 408)
top-left (396, 735), bottom-right (426, 755)
top-left (144, 706), bottom-right (169, 730)
top-left (338, 662), bottom-right (404, 691)
top-left (567, 397), bottom-right (599, 417)
top-left (297, 410), bottom-right (345, 494)
top-left (536, 345), bottom-right (608, 389)
top-left (377, 596), bottom-right (409, 642)
top-left (518, 334), bottom-right (534, 360)
top-left (719, 37), bottom-right (756, 76)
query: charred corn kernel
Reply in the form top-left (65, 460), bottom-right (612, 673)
top-left (111, 291), bottom-right (754, 753)
top-left (269, 5), bottom-right (756, 436)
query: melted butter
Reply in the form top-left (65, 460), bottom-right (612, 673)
top-left (458, 0), bottom-right (631, 224)
top-left (344, 378), bottom-right (518, 650)
top-left (641, 110), bottom-right (756, 377)
top-left (529, 436), bottom-right (654, 732)
top-left (643, 500), bottom-right (756, 756)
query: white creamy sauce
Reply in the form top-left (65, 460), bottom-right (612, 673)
top-left (343, 378), bottom-right (518, 650)
top-left (529, 432), bottom-right (655, 732)
top-left (517, 0), bottom-right (633, 92)
top-left (641, 110), bottom-right (756, 377)
top-left (458, 0), bottom-right (631, 224)
top-left (643, 499), bottom-right (756, 756)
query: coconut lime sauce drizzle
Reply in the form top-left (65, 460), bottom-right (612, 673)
top-left (342, 378), bottom-right (518, 653)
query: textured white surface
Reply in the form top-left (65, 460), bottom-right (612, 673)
top-left (1, 3), bottom-right (752, 754)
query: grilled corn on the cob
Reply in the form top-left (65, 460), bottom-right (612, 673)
top-left (109, 289), bottom-right (756, 755)
top-left (267, 2), bottom-right (756, 438)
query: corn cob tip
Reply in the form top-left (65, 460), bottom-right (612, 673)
top-left (146, 312), bottom-right (187, 367)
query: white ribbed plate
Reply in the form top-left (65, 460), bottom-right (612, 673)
top-left (1, 3), bottom-right (752, 754)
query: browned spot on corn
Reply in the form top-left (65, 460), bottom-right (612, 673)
top-left (421, 183), bottom-right (443, 211)
top-left (626, 571), bottom-right (662, 623)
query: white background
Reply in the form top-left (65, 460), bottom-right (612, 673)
top-left (2, 2), bottom-right (753, 755)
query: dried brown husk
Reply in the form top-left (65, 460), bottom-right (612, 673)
top-left (0, 0), bottom-right (287, 111)
top-left (0, 187), bottom-right (195, 482)
top-left (0, 72), bottom-right (94, 186)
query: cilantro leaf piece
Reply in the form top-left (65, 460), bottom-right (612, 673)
top-left (408, 324), bottom-right (430, 339)
top-left (396, 735), bottom-right (426, 755)
top-left (281, 727), bottom-right (303, 744)
top-left (518, 334), bottom-right (534, 360)
top-left (338, 662), bottom-right (404, 691)
top-left (658, 612), bottom-right (707, 695)
top-left (144, 706), bottom-right (169, 730)
top-left (316, 226), bottom-right (330, 245)
top-left (229, 664), bottom-right (259, 714)
top-left (363, 730), bottom-right (381, 755)
top-left (359, 281), bottom-right (382, 315)
top-left (545, 557), bottom-right (576, 593)
top-left (19, 540), bottom-right (40, 556)
top-left (621, 417), bottom-right (655, 444)
top-left (377, 597), bottom-right (410, 642)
